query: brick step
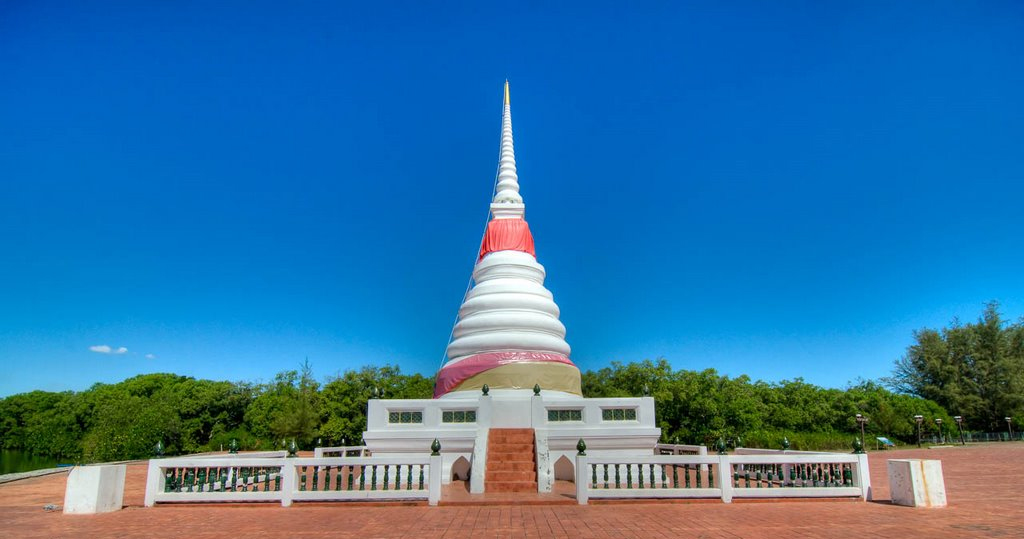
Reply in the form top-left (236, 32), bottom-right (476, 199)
top-left (488, 429), bottom-right (534, 443)
top-left (485, 461), bottom-right (535, 472)
top-left (486, 470), bottom-right (537, 482)
top-left (487, 453), bottom-right (535, 461)
top-left (488, 464), bottom-right (535, 472)
top-left (488, 434), bottom-right (535, 444)
top-left (487, 443), bottom-right (534, 453)
top-left (486, 481), bottom-right (538, 493)
top-left (488, 459), bottom-right (535, 467)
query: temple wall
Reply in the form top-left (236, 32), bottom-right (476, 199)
top-left (363, 392), bottom-right (661, 490)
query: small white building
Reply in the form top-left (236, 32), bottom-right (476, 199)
top-left (364, 82), bottom-right (660, 493)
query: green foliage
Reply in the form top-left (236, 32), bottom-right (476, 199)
top-left (0, 362), bottom-right (431, 462)
top-left (582, 358), bottom-right (948, 448)
top-left (886, 302), bottom-right (1024, 431)
top-left (0, 352), bottom-right (955, 463)
top-left (245, 362), bottom-right (321, 449)
top-left (320, 365), bottom-right (433, 446)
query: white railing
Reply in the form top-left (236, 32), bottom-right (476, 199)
top-left (184, 451), bottom-right (289, 459)
top-left (575, 452), bottom-right (870, 504)
top-left (145, 455), bottom-right (442, 507)
top-left (313, 446), bottom-right (369, 458)
top-left (733, 447), bottom-right (833, 455)
top-left (654, 443), bottom-right (708, 456)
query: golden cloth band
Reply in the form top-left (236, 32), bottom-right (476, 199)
top-left (450, 361), bottom-right (582, 396)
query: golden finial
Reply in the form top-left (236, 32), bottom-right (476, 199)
top-left (504, 80), bottom-right (510, 105)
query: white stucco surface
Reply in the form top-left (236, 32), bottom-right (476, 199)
top-left (887, 459), bottom-right (947, 508)
top-left (63, 464), bottom-right (126, 514)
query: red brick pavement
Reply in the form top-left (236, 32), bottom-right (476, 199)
top-left (2, 444), bottom-right (1022, 538)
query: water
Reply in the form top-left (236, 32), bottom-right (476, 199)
top-left (0, 449), bottom-right (61, 475)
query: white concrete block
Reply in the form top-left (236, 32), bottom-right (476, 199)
top-left (63, 464), bottom-right (126, 514)
top-left (887, 459), bottom-right (947, 508)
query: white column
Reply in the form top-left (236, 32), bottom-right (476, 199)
top-left (428, 454), bottom-right (443, 506)
top-left (718, 455), bottom-right (734, 503)
top-left (575, 455), bottom-right (589, 505)
top-left (143, 460), bottom-right (164, 508)
top-left (279, 461), bottom-right (296, 507)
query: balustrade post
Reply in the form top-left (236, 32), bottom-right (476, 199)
top-left (144, 459), bottom-right (164, 507)
top-left (575, 454), bottom-right (589, 505)
top-left (853, 453), bottom-right (872, 501)
top-left (428, 454), bottom-right (443, 506)
top-left (718, 455), bottom-right (733, 503)
top-left (280, 461), bottom-right (296, 507)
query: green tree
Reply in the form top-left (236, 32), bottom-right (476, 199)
top-left (887, 302), bottom-right (1024, 431)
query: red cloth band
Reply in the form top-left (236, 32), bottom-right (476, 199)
top-left (478, 218), bottom-right (535, 260)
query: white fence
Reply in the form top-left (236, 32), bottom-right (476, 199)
top-left (654, 443), bottom-right (708, 456)
top-left (145, 455), bottom-right (442, 507)
top-left (183, 451), bottom-right (289, 459)
top-left (313, 446), bottom-right (369, 458)
top-left (575, 452), bottom-right (870, 504)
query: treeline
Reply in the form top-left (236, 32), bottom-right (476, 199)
top-left (2, 358), bottom-right (951, 463)
top-left (0, 362), bottom-right (430, 463)
top-left (584, 360), bottom-right (949, 449)
top-left (886, 302), bottom-right (1023, 431)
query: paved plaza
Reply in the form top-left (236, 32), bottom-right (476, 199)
top-left (1, 444), bottom-right (1021, 538)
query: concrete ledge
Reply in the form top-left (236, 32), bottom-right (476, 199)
top-left (0, 467), bottom-right (70, 485)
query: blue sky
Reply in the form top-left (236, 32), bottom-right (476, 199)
top-left (2, 1), bottom-right (1022, 397)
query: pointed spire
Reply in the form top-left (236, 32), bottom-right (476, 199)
top-left (492, 80), bottom-right (524, 217)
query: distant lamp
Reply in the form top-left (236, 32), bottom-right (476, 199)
top-left (914, 415), bottom-right (924, 448)
top-left (1006, 417), bottom-right (1014, 440)
top-left (855, 414), bottom-right (868, 450)
top-left (935, 418), bottom-right (944, 444)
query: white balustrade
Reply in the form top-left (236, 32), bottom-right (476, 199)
top-left (575, 452), bottom-right (870, 504)
top-left (654, 443), bottom-right (708, 455)
top-left (145, 455), bottom-right (443, 507)
top-left (313, 446), bottom-right (368, 458)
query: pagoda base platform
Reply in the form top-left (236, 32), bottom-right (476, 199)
top-left (363, 391), bottom-right (661, 494)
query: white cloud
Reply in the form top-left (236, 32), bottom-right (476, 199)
top-left (89, 344), bottom-right (128, 355)
top-left (145, 354), bottom-right (156, 359)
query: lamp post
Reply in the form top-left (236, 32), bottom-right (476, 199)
top-left (1006, 417), bottom-right (1014, 441)
top-left (935, 418), bottom-right (944, 444)
top-left (855, 413), bottom-right (868, 449)
top-left (914, 415), bottom-right (924, 448)
top-left (954, 416), bottom-right (966, 445)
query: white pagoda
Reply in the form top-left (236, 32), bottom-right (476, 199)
top-left (363, 82), bottom-right (659, 493)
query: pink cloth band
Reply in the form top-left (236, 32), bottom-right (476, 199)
top-left (434, 351), bottom-right (575, 398)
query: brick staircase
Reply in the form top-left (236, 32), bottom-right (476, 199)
top-left (485, 428), bottom-right (537, 493)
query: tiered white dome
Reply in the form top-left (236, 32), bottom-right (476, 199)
top-left (446, 251), bottom-right (570, 360)
top-left (436, 82), bottom-right (579, 398)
